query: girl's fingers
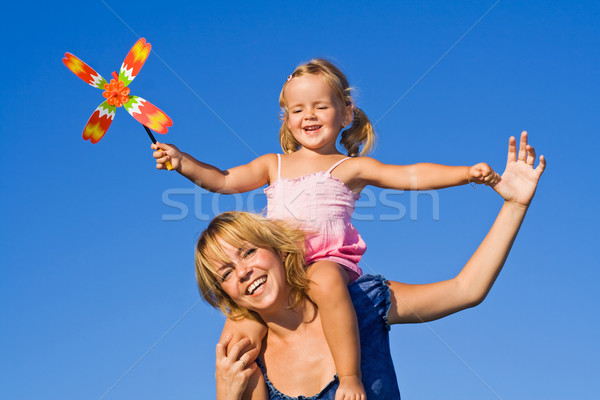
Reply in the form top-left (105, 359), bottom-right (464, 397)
top-left (155, 156), bottom-right (170, 168)
top-left (154, 142), bottom-right (167, 152)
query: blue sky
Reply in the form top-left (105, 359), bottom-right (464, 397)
top-left (1, 1), bottom-right (598, 399)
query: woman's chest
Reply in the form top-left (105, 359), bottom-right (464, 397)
top-left (262, 334), bottom-right (336, 397)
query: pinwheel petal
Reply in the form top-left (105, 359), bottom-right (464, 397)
top-left (63, 53), bottom-right (108, 89)
top-left (83, 101), bottom-right (116, 143)
top-left (124, 96), bottom-right (172, 134)
top-left (118, 38), bottom-right (151, 87)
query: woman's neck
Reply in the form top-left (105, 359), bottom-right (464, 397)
top-left (260, 299), bottom-right (318, 339)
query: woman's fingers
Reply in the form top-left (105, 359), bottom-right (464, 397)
top-left (228, 338), bottom-right (250, 361)
top-left (216, 335), bottom-right (258, 370)
top-left (216, 334), bottom-right (232, 359)
top-left (507, 136), bottom-right (517, 165)
top-left (536, 155), bottom-right (547, 176)
top-left (526, 144), bottom-right (536, 165)
top-left (518, 131), bottom-right (528, 161)
top-left (215, 336), bottom-right (258, 399)
top-left (238, 347), bottom-right (259, 368)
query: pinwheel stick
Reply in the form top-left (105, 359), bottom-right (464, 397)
top-left (144, 125), bottom-right (174, 170)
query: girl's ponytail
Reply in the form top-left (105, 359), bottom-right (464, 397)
top-left (340, 106), bottom-right (375, 157)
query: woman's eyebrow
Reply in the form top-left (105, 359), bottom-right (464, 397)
top-left (216, 262), bottom-right (234, 272)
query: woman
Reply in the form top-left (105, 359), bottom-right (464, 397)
top-left (196, 132), bottom-right (545, 400)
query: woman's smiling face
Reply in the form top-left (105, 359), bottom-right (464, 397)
top-left (215, 238), bottom-right (289, 313)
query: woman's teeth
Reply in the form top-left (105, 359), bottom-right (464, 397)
top-left (247, 276), bottom-right (267, 295)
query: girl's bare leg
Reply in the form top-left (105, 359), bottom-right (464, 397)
top-left (307, 260), bottom-right (365, 399)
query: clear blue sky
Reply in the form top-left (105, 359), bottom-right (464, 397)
top-left (1, 1), bottom-right (598, 399)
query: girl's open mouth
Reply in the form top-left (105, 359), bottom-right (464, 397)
top-left (303, 125), bottom-right (322, 134)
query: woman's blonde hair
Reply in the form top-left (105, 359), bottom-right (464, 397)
top-left (195, 212), bottom-right (311, 321)
top-left (279, 58), bottom-right (375, 157)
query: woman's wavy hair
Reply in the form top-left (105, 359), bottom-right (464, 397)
top-left (279, 58), bottom-right (375, 157)
top-left (195, 212), bottom-right (311, 321)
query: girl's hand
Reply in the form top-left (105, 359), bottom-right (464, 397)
top-left (151, 142), bottom-right (182, 171)
top-left (468, 162), bottom-right (500, 186)
top-left (492, 131), bottom-right (546, 207)
top-left (335, 374), bottom-right (366, 400)
top-left (215, 335), bottom-right (259, 400)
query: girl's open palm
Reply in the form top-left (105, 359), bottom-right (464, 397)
top-left (492, 131), bottom-right (546, 206)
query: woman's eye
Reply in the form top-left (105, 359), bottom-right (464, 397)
top-left (221, 269), bottom-right (232, 282)
top-left (317, 106), bottom-right (328, 110)
top-left (244, 248), bottom-right (257, 258)
top-left (292, 109), bottom-right (302, 114)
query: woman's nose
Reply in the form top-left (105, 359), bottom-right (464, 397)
top-left (235, 262), bottom-right (253, 280)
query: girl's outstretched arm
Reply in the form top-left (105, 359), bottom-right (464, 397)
top-left (386, 131), bottom-right (545, 324)
top-left (152, 142), bottom-right (275, 193)
top-left (349, 158), bottom-right (498, 192)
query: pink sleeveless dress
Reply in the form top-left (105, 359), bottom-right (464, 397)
top-left (264, 155), bottom-right (366, 281)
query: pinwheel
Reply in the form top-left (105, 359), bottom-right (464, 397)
top-left (63, 38), bottom-right (173, 169)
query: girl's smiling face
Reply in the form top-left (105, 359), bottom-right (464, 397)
top-left (284, 74), bottom-right (353, 154)
top-left (215, 238), bottom-right (289, 313)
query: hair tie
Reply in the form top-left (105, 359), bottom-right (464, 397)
top-left (286, 74), bottom-right (293, 82)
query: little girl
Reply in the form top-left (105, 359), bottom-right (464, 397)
top-left (153, 59), bottom-right (498, 399)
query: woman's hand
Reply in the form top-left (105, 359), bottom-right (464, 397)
top-left (492, 131), bottom-right (546, 207)
top-left (215, 335), bottom-right (259, 400)
top-left (151, 142), bottom-right (182, 171)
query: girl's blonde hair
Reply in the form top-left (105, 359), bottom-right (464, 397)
top-left (195, 212), bottom-right (311, 321)
top-left (279, 58), bottom-right (375, 157)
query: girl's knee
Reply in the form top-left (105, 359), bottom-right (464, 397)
top-left (222, 318), bottom-right (267, 352)
top-left (307, 261), bottom-right (350, 296)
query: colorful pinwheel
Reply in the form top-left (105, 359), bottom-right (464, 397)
top-left (63, 38), bottom-right (173, 159)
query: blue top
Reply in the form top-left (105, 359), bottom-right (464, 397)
top-left (256, 274), bottom-right (401, 399)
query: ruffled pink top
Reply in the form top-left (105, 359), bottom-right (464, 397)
top-left (264, 155), bottom-right (366, 280)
